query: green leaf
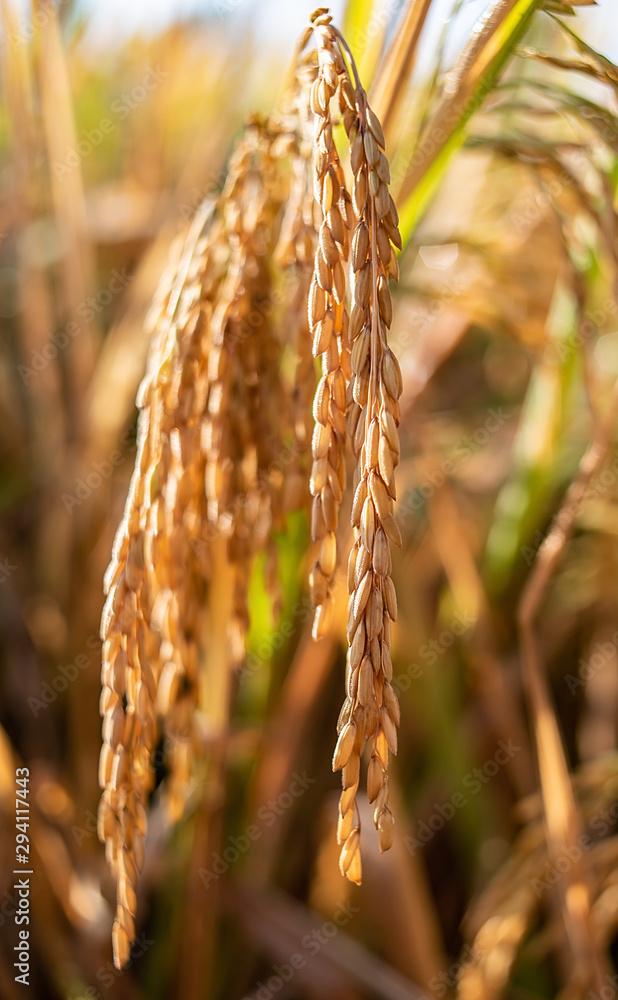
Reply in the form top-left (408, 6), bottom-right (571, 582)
top-left (343, 0), bottom-right (384, 84)
top-left (396, 0), bottom-right (542, 249)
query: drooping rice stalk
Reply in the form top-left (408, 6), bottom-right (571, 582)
top-left (98, 116), bottom-right (302, 968)
top-left (305, 9), bottom-right (403, 883)
top-left (98, 200), bottom-right (215, 966)
top-left (305, 18), bottom-right (353, 644)
top-left (98, 8), bottom-right (403, 965)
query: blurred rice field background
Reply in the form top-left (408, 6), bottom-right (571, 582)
top-left (2, 0), bottom-right (618, 998)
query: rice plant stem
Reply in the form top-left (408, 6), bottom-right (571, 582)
top-left (517, 378), bottom-right (618, 992)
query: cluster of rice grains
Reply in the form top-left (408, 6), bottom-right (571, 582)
top-left (98, 7), bottom-right (403, 966)
top-left (98, 117), bottom-right (308, 967)
top-left (306, 10), bottom-right (403, 883)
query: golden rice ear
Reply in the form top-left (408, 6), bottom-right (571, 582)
top-left (305, 17), bottom-right (353, 646)
top-left (100, 9), bottom-right (404, 966)
top-left (204, 118), bottom-right (295, 633)
top-left (272, 51), bottom-right (320, 518)
top-left (99, 198), bottom-right (218, 969)
top-left (99, 117), bottom-right (302, 969)
top-left (307, 9), bottom-right (402, 883)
